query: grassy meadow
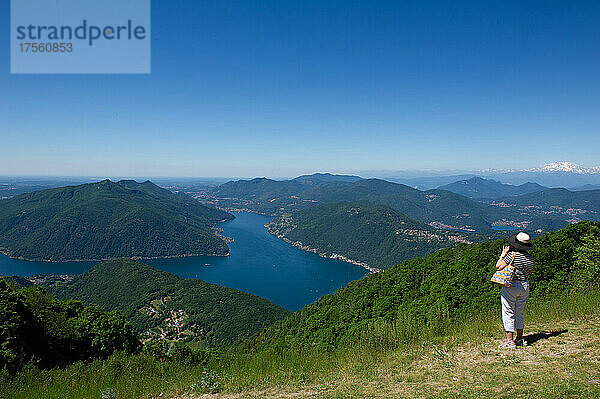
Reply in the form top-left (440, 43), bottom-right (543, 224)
top-left (2, 289), bottom-right (598, 399)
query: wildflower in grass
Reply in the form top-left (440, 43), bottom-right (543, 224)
top-left (101, 387), bottom-right (117, 399)
top-left (190, 369), bottom-right (222, 394)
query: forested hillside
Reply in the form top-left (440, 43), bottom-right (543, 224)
top-left (291, 173), bottom-right (363, 184)
top-left (213, 175), bottom-right (597, 233)
top-left (2, 223), bottom-right (598, 398)
top-left (438, 177), bottom-right (546, 199)
top-left (214, 177), bottom-right (503, 230)
top-left (302, 180), bottom-right (499, 230)
top-left (266, 201), bottom-right (497, 269)
top-left (0, 180), bottom-right (234, 261)
top-left (0, 278), bottom-right (138, 372)
top-left (246, 221), bottom-right (600, 351)
top-left (501, 188), bottom-right (600, 211)
top-left (47, 259), bottom-right (290, 346)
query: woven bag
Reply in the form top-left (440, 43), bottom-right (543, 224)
top-left (490, 251), bottom-right (517, 288)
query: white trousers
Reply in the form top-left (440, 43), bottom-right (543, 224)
top-left (500, 280), bottom-right (529, 332)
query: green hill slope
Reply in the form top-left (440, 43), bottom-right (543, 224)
top-left (0, 180), bottom-right (234, 261)
top-left (214, 177), bottom-right (307, 202)
top-left (291, 173), bottom-right (363, 184)
top-left (2, 225), bottom-right (599, 398)
top-left (47, 259), bottom-right (291, 346)
top-left (247, 221), bottom-right (600, 351)
top-left (502, 188), bottom-right (600, 212)
top-left (439, 176), bottom-right (547, 199)
top-left (486, 188), bottom-right (600, 230)
top-left (266, 201), bottom-right (497, 269)
top-left (214, 177), bottom-right (504, 230)
top-left (0, 278), bottom-right (138, 372)
top-left (0, 275), bottom-right (35, 287)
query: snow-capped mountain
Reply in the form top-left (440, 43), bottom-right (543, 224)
top-left (525, 162), bottom-right (600, 174)
top-left (484, 162), bottom-right (600, 188)
top-left (375, 162), bottom-right (600, 190)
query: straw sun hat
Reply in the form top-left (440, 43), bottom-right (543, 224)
top-left (508, 232), bottom-right (534, 251)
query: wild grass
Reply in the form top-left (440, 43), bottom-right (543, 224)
top-left (1, 289), bottom-right (599, 399)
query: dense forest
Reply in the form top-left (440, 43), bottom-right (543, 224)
top-left (266, 201), bottom-right (499, 269)
top-left (0, 180), bottom-right (234, 261)
top-left (46, 259), bottom-right (290, 346)
top-left (0, 278), bottom-right (138, 373)
top-left (245, 221), bottom-right (600, 352)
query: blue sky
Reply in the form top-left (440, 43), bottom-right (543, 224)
top-left (1, 0), bottom-right (599, 178)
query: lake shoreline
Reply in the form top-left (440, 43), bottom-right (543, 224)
top-left (1, 212), bottom-right (368, 311)
top-left (264, 224), bottom-right (382, 274)
top-left (0, 248), bottom-right (230, 264)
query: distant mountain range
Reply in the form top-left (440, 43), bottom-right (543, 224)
top-left (377, 162), bottom-right (600, 190)
top-left (292, 173), bottom-right (363, 184)
top-left (0, 180), bottom-right (234, 261)
top-left (485, 170), bottom-right (600, 188)
top-left (263, 185), bottom-right (600, 270)
top-left (2, 161), bottom-right (598, 197)
top-left (0, 178), bottom-right (98, 199)
top-left (383, 174), bottom-right (478, 190)
top-left (499, 188), bottom-right (600, 211)
top-left (2, 168), bottom-right (598, 265)
top-left (46, 259), bottom-right (290, 346)
top-left (473, 162), bottom-right (600, 188)
top-left (438, 177), bottom-right (547, 199)
top-left (213, 176), bottom-right (503, 231)
top-left (213, 172), bottom-right (600, 231)
top-left (522, 161), bottom-right (600, 174)
top-left (436, 177), bottom-right (600, 225)
top-left (210, 172), bottom-right (600, 234)
top-left (572, 184), bottom-right (600, 191)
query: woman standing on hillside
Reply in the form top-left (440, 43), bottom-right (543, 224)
top-left (495, 232), bottom-right (536, 349)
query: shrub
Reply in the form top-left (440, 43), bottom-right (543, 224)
top-left (0, 281), bottom-right (139, 373)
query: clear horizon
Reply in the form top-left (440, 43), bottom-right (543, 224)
top-left (2, 1), bottom-right (599, 176)
top-left (2, 159), bottom-right (600, 181)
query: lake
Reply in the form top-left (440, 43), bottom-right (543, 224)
top-left (0, 212), bottom-right (368, 311)
top-left (491, 226), bottom-right (520, 231)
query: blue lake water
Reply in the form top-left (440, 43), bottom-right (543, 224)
top-left (491, 226), bottom-right (520, 231)
top-left (0, 212), bottom-right (368, 311)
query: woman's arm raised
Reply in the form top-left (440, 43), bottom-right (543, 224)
top-left (495, 245), bottom-right (510, 270)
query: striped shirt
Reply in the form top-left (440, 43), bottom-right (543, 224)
top-left (503, 251), bottom-right (536, 282)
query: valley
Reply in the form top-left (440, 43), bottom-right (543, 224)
top-left (2, 219), bottom-right (598, 398)
top-left (1, 174), bottom-right (599, 399)
top-left (3, 1), bottom-right (599, 396)
top-left (0, 211), bottom-right (368, 312)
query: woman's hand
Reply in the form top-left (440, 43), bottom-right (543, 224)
top-left (496, 246), bottom-right (510, 270)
